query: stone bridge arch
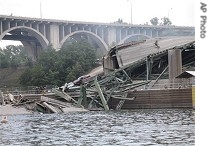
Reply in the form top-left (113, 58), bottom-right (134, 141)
top-left (0, 26), bottom-right (49, 48)
top-left (0, 26), bottom-right (49, 60)
top-left (117, 34), bottom-right (152, 45)
top-left (60, 30), bottom-right (109, 55)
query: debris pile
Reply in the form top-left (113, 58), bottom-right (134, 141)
top-left (55, 67), bottom-right (150, 111)
top-left (0, 67), bottom-right (150, 115)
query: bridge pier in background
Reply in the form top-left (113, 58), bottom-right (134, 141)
top-left (22, 41), bottom-right (42, 61)
top-left (49, 24), bottom-right (60, 50)
top-left (108, 28), bottom-right (116, 46)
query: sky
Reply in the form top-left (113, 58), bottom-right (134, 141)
top-left (0, 0), bottom-right (195, 47)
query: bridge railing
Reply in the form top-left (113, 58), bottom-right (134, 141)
top-left (0, 80), bottom-right (195, 95)
top-left (0, 85), bottom-right (58, 95)
top-left (148, 82), bottom-right (195, 90)
top-left (131, 80), bottom-right (195, 90)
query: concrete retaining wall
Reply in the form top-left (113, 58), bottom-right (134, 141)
top-left (109, 88), bottom-right (193, 109)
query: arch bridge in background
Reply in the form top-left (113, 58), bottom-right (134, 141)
top-left (0, 15), bottom-right (195, 59)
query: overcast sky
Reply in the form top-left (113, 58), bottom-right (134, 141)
top-left (0, 0), bottom-right (195, 47)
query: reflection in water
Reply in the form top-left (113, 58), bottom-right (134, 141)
top-left (0, 109), bottom-right (194, 146)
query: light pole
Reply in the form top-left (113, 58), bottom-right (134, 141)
top-left (127, 0), bottom-right (133, 24)
top-left (40, 0), bottom-right (43, 18)
top-left (168, 8), bottom-right (172, 19)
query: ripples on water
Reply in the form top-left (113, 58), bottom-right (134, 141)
top-left (0, 109), bottom-right (194, 146)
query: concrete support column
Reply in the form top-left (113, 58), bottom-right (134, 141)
top-left (40, 24), bottom-right (45, 37)
top-left (46, 24), bottom-right (50, 41)
top-left (61, 26), bottom-right (65, 39)
top-left (121, 29), bottom-right (126, 40)
top-left (69, 26), bottom-right (72, 33)
top-left (101, 28), bottom-right (104, 39)
top-left (2, 21), bottom-right (9, 30)
top-left (146, 56), bottom-right (153, 81)
top-left (144, 29), bottom-right (147, 35)
top-left (37, 24), bottom-right (39, 31)
top-left (43, 24), bottom-right (46, 37)
top-left (64, 25), bottom-right (69, 36)
top-left (119, 29), bottom-right (122, 40)
top-left (49, 24), bottom-right (60, 50)
top-left (108, 28), bottom-right (116, 46)
top-left (150, 29), bottom-right (153, 37)
top-left (32, 23), bottom-right (38, 30)
top-left (95, 27), bottom-right (98, 35)
top-left (8, 21), bottom-right (10, 29)
top-left (168, 49), bottom-right (182, 85)
top-left (97, 27), bottom-right (102, 38)
top-left (18, 21), bottom-right (25, 26)
top-left (59, 25), bottom-right (65, 41)
top-left (131, 29), bottom-right (134, 34)
top-left (156, 30), bottom-right (159, 37)
top-left (0, 21), bottom-right (2, 34)
top-left (22, 41), bottom-right (36, 61)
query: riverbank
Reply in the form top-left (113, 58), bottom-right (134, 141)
top-left (0, 104), bottom-right (32, 116)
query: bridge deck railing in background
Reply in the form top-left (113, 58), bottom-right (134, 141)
top-left (0, 85), bottom-right (57, 95)
top-left (133, 81), bottom-right (195, 90)
top-left (0, 81), bottom-right (195, 95)
top-left (148, 82), bottom-right (195, 90)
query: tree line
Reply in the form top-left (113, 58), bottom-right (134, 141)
top-left (1, 39), bottom-right (99, 87)
top-left (0, 45), bottom-right (33, 68)
top-left (113, 17), bottom-right (172, 26)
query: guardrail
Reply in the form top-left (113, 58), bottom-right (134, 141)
top-left (149, 82), bottom-right (194, 89)
top-left (132, 81), bottom-right (195, 90)
top-left (0, 85), bottom-right (57, 95)
top-left (0, 81), bottom-right (195, 95)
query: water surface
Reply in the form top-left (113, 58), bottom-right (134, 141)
top-left (0, 109), bottom-right (195, 146)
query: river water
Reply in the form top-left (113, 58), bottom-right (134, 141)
top-left (0, 109), bottom-right (194, 146)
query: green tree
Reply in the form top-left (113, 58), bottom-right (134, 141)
top-left (113, 18), bottom-right (128, 24)
top-left (160, 17), bottom-right (172, 25)
top-left (150, 17), bottom-right (159, 25)
top-left (0, 55), bottom-right (10, 68)
top-left (19, 39), bottom-right (98, 87)
top-left (10, 55), bottom-right (21, 68)
top-left (19, 69), bottom-right (32, 86)
top-left (0, 45), bottom-right (31, 68)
